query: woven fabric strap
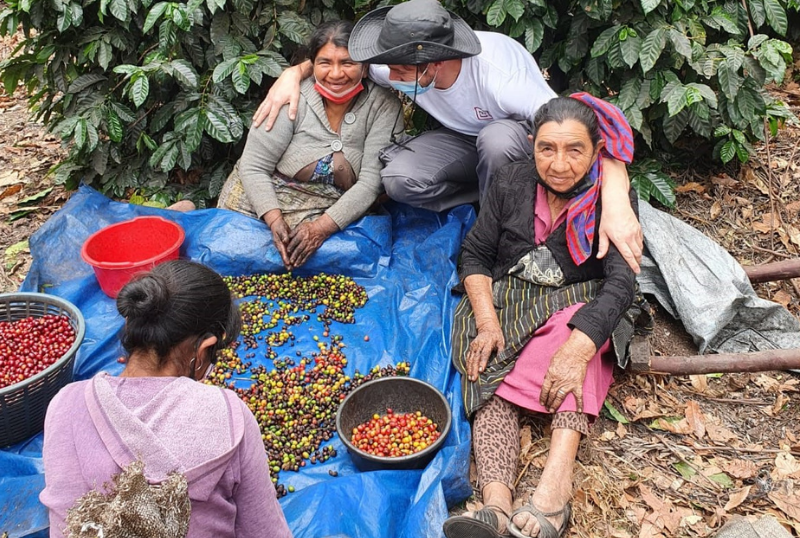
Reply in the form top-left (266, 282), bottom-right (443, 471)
top-left (565, 92), bottom-right (634, 266)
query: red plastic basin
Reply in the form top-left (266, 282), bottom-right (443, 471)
top-left (80, 216), bottom-right (185, 298)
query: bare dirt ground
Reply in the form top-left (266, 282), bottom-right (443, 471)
top-left (1, 31), bottom-right (799, 538)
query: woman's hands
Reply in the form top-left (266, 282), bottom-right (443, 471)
top-left (463, 274), bottom-right (504, 382)
top-left (467, 322), bottom-right (505, 382)
top-left (264, 211), bottom-right (338, 271)
top-left (540, 329), bottom-right (596, 413)
top-left (286, 215), bottom-right (338, 270)
top-left (264, 209), bottom-right (292, 268)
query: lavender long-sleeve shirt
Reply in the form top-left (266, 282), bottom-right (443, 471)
top-left (40, 373), bottom-right (293, 538)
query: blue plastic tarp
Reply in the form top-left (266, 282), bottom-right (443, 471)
top-left (0, 185), bottom-right (475, 538)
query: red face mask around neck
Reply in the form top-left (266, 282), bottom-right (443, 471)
top-left (314, 79), bottom-right (365, 105)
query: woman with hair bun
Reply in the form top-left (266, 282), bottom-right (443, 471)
top-left (40, 260), bottom-right (293, 538)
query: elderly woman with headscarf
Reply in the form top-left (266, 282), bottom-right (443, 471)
top-left (444, 95), bottom-right (650, 538)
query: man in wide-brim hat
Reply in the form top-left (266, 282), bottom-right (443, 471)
top-left (253, 0), bottom-right (643, 271)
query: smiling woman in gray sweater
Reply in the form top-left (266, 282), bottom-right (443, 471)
top-left (218, 20), bottom-right (402, 270)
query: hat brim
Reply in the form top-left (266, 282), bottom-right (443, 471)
top-left (349, 6), bottom-right (482, 64)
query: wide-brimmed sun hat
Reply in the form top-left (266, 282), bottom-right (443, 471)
top-left (349, 0), bottom-right (481, 65)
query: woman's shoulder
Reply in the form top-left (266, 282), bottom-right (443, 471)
top-left (495, 161), bottom-right (536, 189)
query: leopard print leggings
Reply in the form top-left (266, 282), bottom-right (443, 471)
top-left (473, 395), bottom-right (590, 491)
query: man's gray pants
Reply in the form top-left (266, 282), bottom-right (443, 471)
top-left (378, 119), bottom-right (532, 212)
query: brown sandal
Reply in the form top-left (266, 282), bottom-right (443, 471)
top-left (443, 504), bottom-right (511, 538)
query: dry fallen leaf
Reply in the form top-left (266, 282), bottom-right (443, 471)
top-left (724, 486), bottom-right (752, 511)
top-left (706, 422), bottom-right (738, 443)
top-left (684, 401), bottom-right (706, 439)
top-left (752, 221), bottom-right (776, 234)
top-left (774, 452), bottom-right (800, 479)
top-left (520, 425), bottom-right (532, 454)
top-left (676, 182), bottom-right (707, 194)
top-left (689, 375), bottom-right (708, 393)
top-left (773, 290), bottom-right (793, 309)
top-left (768, 491), bottom-right (800, 521)
top-left (785, 200), bottom-right (800, 214)
top-left (710, 201), bottom-right (722, 220)
top-left (652, 417), bottom-right (693, 434)
top-left (720, 458), bottom-right (758, 479)
top-left (616, 421), bottom-right (628, 439)
top-left (711, 173), bottom-right (738, 187)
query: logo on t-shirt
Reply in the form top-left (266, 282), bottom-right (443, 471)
top-left (474, 107), bottom-right (494, 121)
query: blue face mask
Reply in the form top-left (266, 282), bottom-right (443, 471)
top-left (389, 67), bottom-right (436, 98)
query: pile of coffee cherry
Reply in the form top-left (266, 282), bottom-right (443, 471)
top-left (0, 315), bottom-right (76, 389)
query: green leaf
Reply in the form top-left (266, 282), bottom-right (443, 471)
top-left (717, 63), bottom-right (743, 99)
top-left (97, 41), bottom-right (112, 70)
top-left (747, 34), bottom-right (769, 50)
top-left (602, 401), bottom-right (629, 423)
top-left (109, 0), bottom-right (129, 22)
top-left (212, 58), bottom-right (239, 83)
top-left (585, 57), bottom-right (605, 84)
top-left (620, 35), bottom-right (642, 68)
top-left (665, 84), bottom-right (688, 116)
top-left (762, 0), bottom-right (787, 35)
top-left (743, 56), bottom-right (767, 85)
top-left (73, 118), bottom-right (88, 149)
top-left (708, 472), bottom-right (734, 488)
top-left (674, 461), bottom-right (696, 479)
top-left (130, 74), bottom-right (150, 107)
top-left (505, 0), bottom-right (525, 21)
top-left (720, 140), bottom-right (736, 163)
top-left (618, 76), bottom-right (642, 110)
top-left (86, 122), bottom-right (99, 152)
top-left (669, 29), bottom-right (692, 60)
top-left (182, 109), bottom-right (203, 151)
top-left (748, 0), bottom-right (766, 27)
top-left (663, 107), bottom-right (689, 142)
top-left (202, 109), bottom-right (233, 143)
top-left (686, 82), bottom-right (717, 108)
top-left (17, 187), bottom-right (53, 205)
top-left (169, 59), bottom-right (198, 89)
top-left (590, 25), bottom-right (620, 58)
top-left (714, 125), bottom-right (732, 137)
top-left (639, 28), bottom-right (666, 73)
top-left (106, 108), bottom-right (123, 142)
top-left (143, 2), bottom-right (168, 33)
top-left (643, 169), bottom-right (677, 207)
top-left (67, 73), bottom-right (107, 93)
top-left (486, 0), bottom-right (506, 26)
top-left (640, 0), bottom-right (660, 14)
top-left (524, 20), bottom-right (544, 53)
top-left (231, 61), bottom-right (250, 94)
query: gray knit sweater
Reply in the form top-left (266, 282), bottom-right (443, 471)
top-left (238, 79), bottom-right (403, 229)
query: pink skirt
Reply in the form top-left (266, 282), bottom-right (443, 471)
top-left (494, 303), bottom-right (613, 418)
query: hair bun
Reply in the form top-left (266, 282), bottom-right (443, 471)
top-left (116, 273), bottom-right (171, 319)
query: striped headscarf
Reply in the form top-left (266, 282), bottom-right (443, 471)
top-left (564, 92), bottom-right (634, 265)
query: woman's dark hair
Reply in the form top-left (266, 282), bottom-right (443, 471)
top-left (116, 260), bottom-right (241, 362)
top-left (532, 97), bottom-right (602, 148)
top-left (304, 20), bottom-right (355, 62)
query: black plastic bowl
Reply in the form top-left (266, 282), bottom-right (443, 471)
top-left (336, 376), bottom-right (452, 471)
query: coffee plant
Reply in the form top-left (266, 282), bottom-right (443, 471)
top-left (0, 0), bottom-right (796, 206)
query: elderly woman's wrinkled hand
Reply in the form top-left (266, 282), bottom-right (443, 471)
top-left (540, 330), bottom-right (596, 413)
top-left (286, 218), bottom-right (337, 270)
top-left (265, 211), bottom-right (292, 269)
top-left (467, 325), bottom-right (505, 382)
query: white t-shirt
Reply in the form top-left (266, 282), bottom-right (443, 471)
top-left (369, 31), bottom-right (557, 137)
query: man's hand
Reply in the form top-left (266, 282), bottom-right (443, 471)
top-left (285, 215), bottom-right (338, 269)
top-left (597, 204), bottom-right (642, 273)
top-left (264, 209), bottom-right (292, 269)
top-left (540, 330), bottom-right (596, 413)
top-left (466, 323), bottom-right (505, 382)
top-left (598, 157), bottom-right (642, 273)
top-left (252, 62), bottom-right (311, 131)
